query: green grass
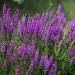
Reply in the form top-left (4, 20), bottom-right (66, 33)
top-left (62, 0), bottom-right (75, 21)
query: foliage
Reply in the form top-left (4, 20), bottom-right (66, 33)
top-left (0, 3), bottom-right (75, 75)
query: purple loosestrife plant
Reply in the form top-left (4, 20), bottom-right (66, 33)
top-left (34, 49), bottom-right (39, 63)
top-left (48, 63), bottom-right (57, 75)
top-left (69, 46), bottom-right (75, 57)
top-left (43, 4), bottom-right (66, 44)
top-left (2, 4), bottom-right (19, 36)
top-left (29, 59), bottom-right (35, 72)
top-left (15, 65), bottom-right (20, 75)
top-left (8, 39), bottom-right (14, 51)
top-left (39, 53), bottom-right (45, 68)
top-left (1, 41), bottom-right (7, 53)
top-left (1, 3), bottom-right (75, 75)
top-left (69, 46), bottom-right (75, 64)
top-left (68, 19), bottom-right (75, 39)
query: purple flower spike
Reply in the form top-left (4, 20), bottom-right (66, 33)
top-left (57, 4), bottom-right (62, 15)
top-left (1, 41), bottom-right (6, 53)
top-left (13, 9), bottom-right (19, 23)
top-left (3, 4), bottom-right (7, 15)
top-left (17, 43), bottom-right (26, 56)
top-left (10, 53), bottom-right (16, 64)
top-left (39, 54), bottom-right (44, 68)
top-left (51, 63), bottom-right (57, 72)
top-left (31, 39), bottom-right (35, 56)
top-left (29, 60), bottom-right (35, 71)
top-left (33, 13), bottom-right (40, 21)
top-left (34, 49), bottom-right (39, 63)
top-left (12, 9), bottom-right (19, 29)
top-left (68, 19), bottom-right (75, 39)
top-left (40, 12), bottom-right (48, 23)
top-left (48, 71), bottom-right (56, 75)
top-left (48, 63), bottom-right (57, 75)
top-left (25, 69), bottom-right (29, 75)
top-left (44, 54), bottom-right (50, 71)
top-left (9, 39), bottom-right (14, 51)
top-left (69, 19), bottom-right (75, 30)
top-left (49, 56), bottom-right (54, 66)
top-left (69, 46), bottom-right (75, 56)
top-left (21, 16), bottom-right (26, 33)
top-left (15, 65), bottom-right (20, 75)
top-left (17, 20), bottom-right (22, 34)
top-left (27, 45), bottom-right (31, 57)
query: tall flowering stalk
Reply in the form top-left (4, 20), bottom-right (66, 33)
top-left (0, 3), bottom-right (75, 75)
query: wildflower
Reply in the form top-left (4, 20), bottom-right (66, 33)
top-left (69, 46), bottom-right (75, 56)
top-left (25, 69), bottom-right (29, 75)
top-left (44, 54), bottom-right (50, 71)
top-left (34, 49), bottom-right (39, 63)
top-left (15, 65), bottom-right (20, 75)
top-left (29, 60), bottom-right (35, 71)
top-left (9, 39), bottom-right (14, 50)
top-left (1, 41), bottom-right (6, 53)
top-left (39, 54), bottom-right (44, 68)
top-left (69, 19), bottom-right (75, 30)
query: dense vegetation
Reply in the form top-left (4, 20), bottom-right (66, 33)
top-left (0, 1), bottom-right (75, 75)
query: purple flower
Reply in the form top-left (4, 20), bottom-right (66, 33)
top-left (9, 39), bottom-right (14, 50)
top-left (49, 56), bottom-right (54, 66)
top-left (9, 21), bottom-right (16, 33)
top-left (17, 43), bottom-right (26, 56)
top-left (1, 41), bottom-right (6, 53)
top-left (34, 49), bottom-right (39, 63)
top-left (27, 16), bottom-right (33, 33)
top-left (31, 39), bottom-right (35, 56)
top-left (21, 16), bottom-right (26, 33)
top-left (40, 12), bottom-right (48, 24)
top-left (68, 19), bottom-right (75, 39)
top-left (69, 19), bottom-right (75, 30)
top-left (3, 4), bottom-right (7, 15)
top-left (68, 31), bottom-right (75, 39)
top-left (69, 46), bottom-right (75, 56)
top-left (57, 4), bottom-right (62, 15)
top-left (51, 63), bottom-right (57, 72)
top-left (27, 45), bottom-right (31, 56)
top-left (48, 63), bottom-right (57, 75)
top-left (3, 4), bottom-right (7, 24)
top-left (12, 9), bottom-right (19, 25)
top-left (8, 9), bottom-right (19, 33)
top-left (17, 20), bottom-right (22, 34)
top-left (39, 54), bottom-right (44, 68)
top-left (6, 8), bottom-right (10, 26)
top-left (33, 13), bottom-right (40, 21)
top-left (25, 70), bottom-right (29, 75)
top-left (48, 71), bottom-right (56, 75)
top-left (15, 65), bottom-right (20, 75)
top-left (44, 54), bottom-right (50, 71)
top-left (29, 60), bottom-right (35, 71)
top-left (10, 53), bottom-right (16, 64)
top-left (70, 57), bottom-right (75, 64)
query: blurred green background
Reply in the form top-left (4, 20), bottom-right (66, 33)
top-left (0, 0), bottom-right (75, 20)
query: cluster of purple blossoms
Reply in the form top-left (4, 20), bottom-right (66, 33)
top-left (69, 45), bottom-right (75, 64)
top-left (16, 38), bottom-right (57, 74)
top-left (1, 3), bottom-right (75, 75)
top-left (1, 41), bottom-right (7, 53)
top-left (16, 4), bottom-right (66, 45)
top-left (17, 12), bottom-right (48, 42)
top-left (15, 65), bottom-right (20, 75)
top-left (2, 4), bottom-right (19, 35)
top-left (68, 19), bottom-right (75, 39)
top-left (43, 4), bottom-right (66, 44)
